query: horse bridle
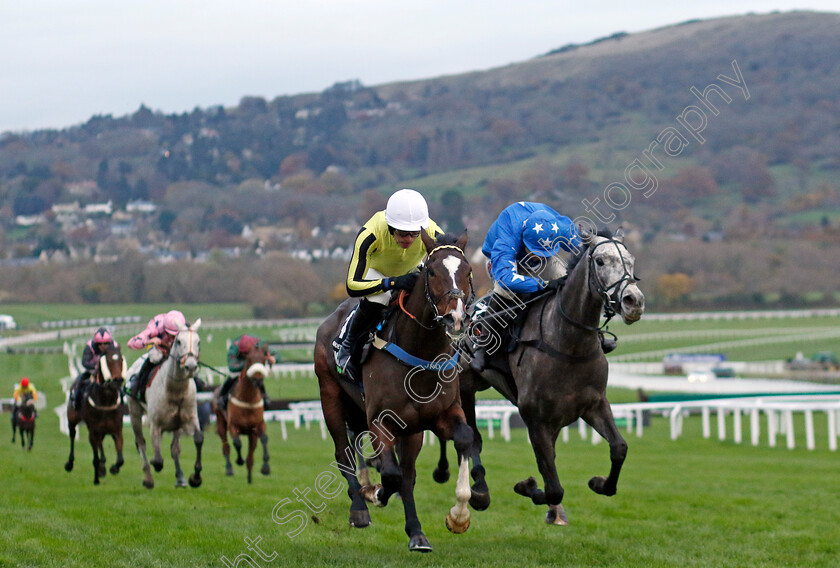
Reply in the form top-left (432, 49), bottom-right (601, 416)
top-left (587, 237), bottom-right (640, 323)
top-left (423, 244), bottom-right (476, 327)
top-left (175, 327), bottom-right (200, 368)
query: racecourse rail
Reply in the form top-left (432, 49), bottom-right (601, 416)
top-left (2, 311), bottom-right (835, 452)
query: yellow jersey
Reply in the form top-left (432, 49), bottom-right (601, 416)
top-left (346, 211), bottom-right (443, 297)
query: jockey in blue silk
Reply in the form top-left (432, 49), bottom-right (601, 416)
top-left (482, 201), bottom-right (581, 294)
top-left (469, 201), bottom-right (616, 372)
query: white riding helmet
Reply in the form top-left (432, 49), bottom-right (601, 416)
top-left (385, 189), bottom-right (429, 232)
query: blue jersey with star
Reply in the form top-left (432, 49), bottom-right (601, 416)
top-left (482, 202), bottom-right (580, 293)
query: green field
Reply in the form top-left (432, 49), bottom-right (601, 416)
top-left (2, 307), bottom-right (839, 567)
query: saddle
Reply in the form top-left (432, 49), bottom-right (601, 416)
top-left (331, 304), bottom-right (396, 388)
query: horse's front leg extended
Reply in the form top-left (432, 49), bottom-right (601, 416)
top-left (462, 383), bottom-right (490, 510)
top-left (230, 424), bottom-right (244, 466)
top-left (583, 399), bottom-right (628, 497)
top-left (91, 432), bottom-right (103, 485)
top-left (65, 419), bottom-right (77, 472)
top-left (246, 431), bottom-right (257, 484)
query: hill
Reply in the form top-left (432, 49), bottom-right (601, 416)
top-left (1, 10), bottom-right (839, 312)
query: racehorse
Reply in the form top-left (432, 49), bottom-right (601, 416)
top-left (314, 230), bottom-right (475, 552)
top-left (64, 344), bottom-right (128, 484)
top-left (127, 320), bottom-right (204, 489)
top-left (12, 392), bottom-right (36, 451)
top-left (441, 228), bottom-right (645, 525)
top-left (212, 344), bottom-right (275, 483)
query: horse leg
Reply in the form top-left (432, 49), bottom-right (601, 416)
top-left (188, 417), bottom-right (203, 488)
top-left (445, 421), bottom-right (474, 534)
top-left (130, 406), bottom-right (154, 489)
top-left (246, 431), bottom-right (257, 484)
top-left (259, 427), bottom-right (270, 476)
top-left (231, 425), bottom-right (244, 466)
top-left (217, 412), bottom-right (234, 476)
top-left (397, 433), bottom-right (432, 552)
top-left (29, 423), bottom-right (35, 451)
top-left (373, 437), bottom-right (401, 508)
top-left (150, 424), bottom-right (165, 473)
top-left (433, 439), bottom-right (450, 483)
top-left (462, 384), bottom-right (490, 511)
top-left (65, 419), bottom-right (77, 472)
top-left (583, 399), bottom-right (628, 497)
top-left (171, 430), bottom-right (187, 487)
top-left (513, 419), bottom-right (567, 524)
top-left (90, 432), bottom-right (102, 485)
top-left (325, 410), bottom-right (372, 528)
top-left (110, 430), bottom-right (125, 475)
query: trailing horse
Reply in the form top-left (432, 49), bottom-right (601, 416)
top-left (212, 344), bottom-right (275, 483)
top-left (64, 344), bottom-right (128, 484)
top-left (314, 230), bottom-right (476, 552)
top-left (12, 392), bottom-right (36, 451)
top-left (441, 228), bottom-right (645, 525)
top-left (127, 320), bottom-right (204, 489)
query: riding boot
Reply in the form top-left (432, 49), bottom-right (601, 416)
top-left (217, 375), bottom-right (237, 408)
top-left (129, 358), bottom-right (155, 401)
top-left (336, 300), bottom-right (385, 383)
top-left (468, 293), bottom-right (509, 373)
top-left (74, 374), bottom-right (90, 411)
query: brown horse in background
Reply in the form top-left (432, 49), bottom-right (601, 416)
top-left (213, 344), bottom-right (275, 483)
top-left (12, 392), bottom-right (36, 451)
top-left (314, 230), bottom-right (476, 552)
top-left (65, 344), bottom-right (127, 485)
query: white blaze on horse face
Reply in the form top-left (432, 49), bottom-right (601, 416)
top-left (442, 255), bottom-right (467, 331)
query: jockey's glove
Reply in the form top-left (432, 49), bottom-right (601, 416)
top-left (385, 273), bottom-right (419, 292)
top-left (543, 278), bottom-right (565, 292)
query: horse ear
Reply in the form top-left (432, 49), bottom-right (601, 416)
top-left (578, 225), bottom-right (596, 246)
top-left (421, 229), bottom-right (436, 252)
top-left (614, 227), bottom-right (625, 242)
top-left (192, 318), bottom-right (202, 330)
top-left (455, 229), bottom-right (468, 251)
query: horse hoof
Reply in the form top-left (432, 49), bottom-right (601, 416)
top-left (546, 504), bottom-right (569, 525)
top-left (261, 464), bottom-right (270, 476)
top-left (151, 461), bottom-right (163, 473)
top-left (176, 479), bottom-right (188, 488)
top-left (236, 458), bottom-right (245, 466)
top-left (432, 467), bottom-right (450, 484)
top-left (225, 466), bottom-right (234, 476)
top-left (445, 514), bottom-right (470, 534)
top-left (361, 484), bottom-right (383, 506)
top-left (109, 465), bottom-right (120, 475)
top-left (469, 490), bottom-right (491, 511)
top-left (98, 467), bottom-right (107, 478)
top-left (143, 479), bottom-right (154, 490)
top-left (588, 476), bottom-right (616, 496)
top-left (514, 476), bottom-right (538, 497)
top-left (64, 461), bottom-right (73, 472)
top-left (189, 474), bottom-right (202, 488)
top-left (94, 478), bottom-right (100, 485)
top-left (408, 534), bottom-right (432, 552)
top-left (349, 510), bottom-right (371, 528)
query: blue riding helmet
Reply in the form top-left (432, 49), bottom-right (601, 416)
top-left (521, 210), bottom-right (568, 257)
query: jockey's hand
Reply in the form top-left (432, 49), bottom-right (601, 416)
top-left (387, 273), bottom-right (419, 292)
top-left (149, 337), bottom-right (162, 347)
top-left (544, 278), bottom-right (565, 292)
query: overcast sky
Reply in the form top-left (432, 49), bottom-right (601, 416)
top-left (1, 1), bottom-right (837, 134)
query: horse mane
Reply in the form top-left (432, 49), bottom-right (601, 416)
top-left (432, 232), bottom-right (461, 247)
top-left (555, 228), bottom-right (614, 286)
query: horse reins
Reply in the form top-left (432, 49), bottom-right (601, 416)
top-left (398, 244), bottom-right (475, 330)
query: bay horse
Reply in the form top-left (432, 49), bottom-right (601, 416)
top-left (212, 343), bottom-right (275, 483)
top-left (127, 320), bottom-right (204, 489)
top-left (12, 392), bottom-right (36, 451)
top-left (314, 230), bottom-right (475, 552)
top-left (64, 344), bottom-right (128, 484)
top-left (441, 228), bottom-right (645, 525)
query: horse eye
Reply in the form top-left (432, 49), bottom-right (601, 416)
top-left (596, 258), bottom-right (605, 266)
top-left (428, 269), bottom-right (435, 277)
